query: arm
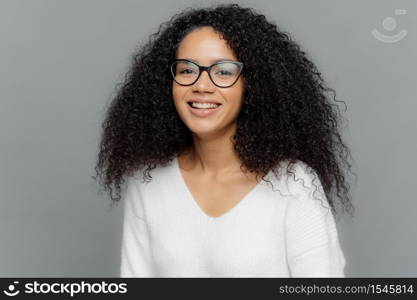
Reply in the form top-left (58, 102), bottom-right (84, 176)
top-left (284, 162), bottom-right (346, 277)
top-left (120, 177), bottom-right (154, 277)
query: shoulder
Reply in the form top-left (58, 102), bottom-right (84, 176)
top-left (128, 158), bottom-right (177, 185)
top-left (123, 159), bottom-right (177, 216)
top-left (278, 160), bottom-right (333, 223)
top-left (274, 159), bottom-right (327, 203)
top-left (124, 158), bottom-right (178, 198)
top-left (269, 159), bottom-right (332, 220)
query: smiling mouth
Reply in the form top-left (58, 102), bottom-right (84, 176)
top-left (186, 101), bottom-right (222, 109)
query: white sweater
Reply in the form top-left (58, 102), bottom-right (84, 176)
top-left (120, 156), bottom-right (346, 277)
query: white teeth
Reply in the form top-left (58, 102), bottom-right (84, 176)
top-left (190, 102), bottom-right (220, 109)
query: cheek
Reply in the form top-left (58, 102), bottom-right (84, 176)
top-left (172, 84), bottom-right (186, 104)
top-left (225, 82), bottom-right (244, 107)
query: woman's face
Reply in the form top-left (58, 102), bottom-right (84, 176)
top-left (172, 26), bottom-right (244, 137)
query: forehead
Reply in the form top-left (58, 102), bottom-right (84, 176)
top-left (176, 26), bottom-right (237, 64)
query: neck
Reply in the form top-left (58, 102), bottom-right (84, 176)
top-left (181, 124), bottom-right (243, 177)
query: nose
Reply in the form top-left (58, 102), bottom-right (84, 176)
top-left (192, 70), bottom-right (216, 92)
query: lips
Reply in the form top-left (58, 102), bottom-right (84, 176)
top-left (187, 101), bottom-right (222, 117)
top-left (186, 99), bottom-right (222, 105)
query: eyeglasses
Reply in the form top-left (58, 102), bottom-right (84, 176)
top-left (170, 59), bottom-right (244, 88)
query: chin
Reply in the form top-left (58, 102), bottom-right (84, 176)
top-left (188, 123), bottom-right (221, 137)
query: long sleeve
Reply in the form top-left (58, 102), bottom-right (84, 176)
top-left (120, 176), bottom-right (154, 277)
top-left (284, 162), bottom-right (346, 277)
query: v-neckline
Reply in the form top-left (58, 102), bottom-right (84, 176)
top-left (173, 155), bottom-right (268, 221)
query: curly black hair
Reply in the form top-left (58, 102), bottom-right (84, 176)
top-left (92, 3), bottom-right (356, 218)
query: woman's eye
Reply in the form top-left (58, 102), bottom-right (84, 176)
top-left (217, 70), bottom-right (233, 76)
top-left (179, 68), bottom-right (196, 74)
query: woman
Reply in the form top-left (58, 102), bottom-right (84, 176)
top-left (93, 3), bottom-right (354, 277)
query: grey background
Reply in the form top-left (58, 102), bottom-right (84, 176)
top-left (1, 0), bottom-right (416, 277)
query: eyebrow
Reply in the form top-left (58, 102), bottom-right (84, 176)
top-left (179, 58), bottom-right (236, 64)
